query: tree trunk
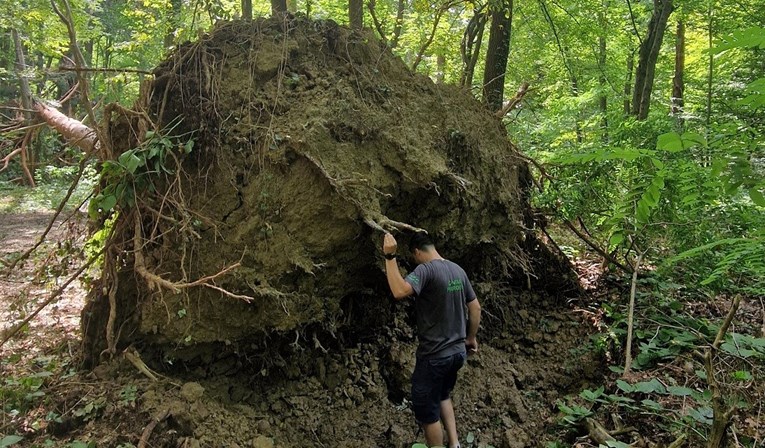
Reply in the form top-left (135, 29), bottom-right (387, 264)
top-left (598, 3), bottom-right (608, 141)
top-left (624, 50), bottom-right (634, 115)
top-left (349, 0), bottom-right (363, 30)
top-left (11, 28), bottom-right (36, 186)
top-left (632, 0), bottom-right (674, 120)
top-left (671, 20), bottom-right (685, 123)
top-left (271, 0), bottom-right (287, 15)
top-left (34, 102), bottom-right (99, 153)
top-left (436, 53), bottom-right (446, 84)
top-left (242, 0), bottom-right (253, 20)
top-left (390, 0), bottom-right (406, 48)
top-left (482, 0), bottom-right (513, 112)
top-left (460, 7), bottom-right (487, 87)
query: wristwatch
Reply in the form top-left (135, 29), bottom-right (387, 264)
top-left (384, 253), bottom-right (397, 260)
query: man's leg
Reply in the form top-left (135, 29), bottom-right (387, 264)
top-left (423, 421), bottom-right (444, 447)
top-left (440, 398), bottom-right (458, 448)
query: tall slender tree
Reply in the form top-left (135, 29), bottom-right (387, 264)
top-left (632, 0), bottom-right (674, 120)
top-left (482, 0), bottom-right (512, 111)
top-left (671, 19), bottom-right (685, 122)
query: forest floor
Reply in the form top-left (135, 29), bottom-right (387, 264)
top-left (1, 208), bottom-right (763, 448)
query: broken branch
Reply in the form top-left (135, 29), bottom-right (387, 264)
top-left (495, 82), bottom-right (531, 118)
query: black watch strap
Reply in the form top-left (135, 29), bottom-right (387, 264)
top-left (384, 253), bottom-right (397, 260)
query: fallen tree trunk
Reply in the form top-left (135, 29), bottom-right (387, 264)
top-left (33, 101), bottom-right (99, 153)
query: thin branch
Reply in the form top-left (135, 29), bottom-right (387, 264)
top-left (132, 214), bottom-right (254, 302)
top-left (624, 248), bottom-right (647, 375)
top-left (411, 1), bottom-right (458, 71)
top-left (57, 66), bottom-right (152, 75)
top-left (367, 0), bottom-right (388, 45)
top-left (0, 251), bottom-right (101, 349)
top-left (562, 218), bottom-right (632, 273)
top-left (3, 155), bottom-right (91, 273)
top-left (50, 0), bottom-right (106, 156)
top-left (626, 0), bottom-right (644, 45)
top-left (495, 82), bottom-right (530, 117)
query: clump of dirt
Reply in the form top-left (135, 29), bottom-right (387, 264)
top-left (82, 14), bottom-right (577, 359)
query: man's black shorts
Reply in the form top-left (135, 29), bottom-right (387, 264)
top-left (411, 351), bottom-right (467, 424)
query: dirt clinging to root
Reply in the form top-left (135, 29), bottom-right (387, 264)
top-left (73, 15), bottom-right (592, 448)
top-left (86, 15), bottom-right (576, 352)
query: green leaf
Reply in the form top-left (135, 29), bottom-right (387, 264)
top-left (641, 399), bottom-right (663, 410)
top-left (184, 139), bottom-right (195, 154)
top-left (100, 195), bottom-right (117, 213)
top-left (412, 444), bottom-right (429, 448)
top-left (605, 441), bottom-right (631, 448)
top-left (580, 386), bottom-right (605, 401)
top-left (749, 188), bottom-right (765, 207)
top-left (0, 435), bottom-right (24, 447)
top-left (609, 232), bottom-right (625, 247)
top-left (731, 370), bottom-right (752, 381)
top-left (466, 432), bottom-right (475, 444)
top-left (688, 407), bottom-right (713, 425)
top-left (657, 132), bottom-right (684, 152)
top-left (634, 378), bottom-right (666, 394)
top-left (616, 380), bottom-right (634, 393)
top-left (667, 386), bottom-right (694, 396)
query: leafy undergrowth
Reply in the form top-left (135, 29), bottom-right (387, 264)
top-left (546, 270), bottom-right (765, 448)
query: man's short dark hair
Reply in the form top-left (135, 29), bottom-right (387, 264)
top-left (409, 231), bottom-right (434, 253)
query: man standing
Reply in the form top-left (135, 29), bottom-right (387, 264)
top-left (383, 231), bottom-right (481, 448)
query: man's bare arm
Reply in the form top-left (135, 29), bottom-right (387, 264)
top-left (383, 233), bottom-right (414, 300)
top-left (386, 258), bottom-right (414, 300)
top-left (466, 298), bottom-right (481, 353)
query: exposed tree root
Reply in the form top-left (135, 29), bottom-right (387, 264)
top-left (132, 213), bottom-right (254, 302)
top-left (137, 408), bottom-right (170, 448)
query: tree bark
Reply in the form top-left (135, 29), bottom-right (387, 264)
top-left (671, 20), bottom-right (685, 123)
top-left (482, 0), bottom-right (513, 112)
top-left (624, 50), bottom-right (634, 115)
top-left (460, 6), bottom-right (487, 87)
top-left (11, 29), bottom-right (33, 117)
top-left (598, 3), bottom-right (608, 141)
top-left (436, 53), bottom-right (446, 84)
top-left (271, 0), bottom-right (287, 15)
top-left (349, 0), bottom-right (363, 30)
top-left (632, 0), bottom-right (674, 120)
top-left (390, 0), bottom-right (406, 48)
top-left (34, 102), bottom-right (99, 153)
top-left (242, 0), bottom-right (253, 20)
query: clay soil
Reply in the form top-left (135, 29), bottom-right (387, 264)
top-left (1, 211), bottom-right (600, 447)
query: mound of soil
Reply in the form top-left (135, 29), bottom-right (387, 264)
top-left (83, 14), bottom-right (576, 358)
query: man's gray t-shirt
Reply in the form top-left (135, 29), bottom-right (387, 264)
top-left (404, 259), bottom-right (476, 360)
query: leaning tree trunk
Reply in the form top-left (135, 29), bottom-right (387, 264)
top-left (482, 0), bottom-right (513, 111)
top-left (460, 6), bottom-right (487, 87)
top-left (632, 0), bottom-right (673, 120)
